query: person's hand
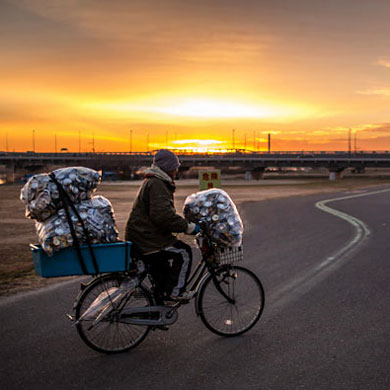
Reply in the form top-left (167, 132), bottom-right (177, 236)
top-left (185, 222), bottom-right (200, 235)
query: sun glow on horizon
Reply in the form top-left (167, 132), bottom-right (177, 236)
top-left (169, 138), bottom-right (227, 153)
top-left (151, 99), bottom-right (279, 118)
top-left (170, 146), bottom-right (231, 153)
top-left (85, 97), bottom-right (315, 121)
top-left (173, 139), bottom-right (224, 146)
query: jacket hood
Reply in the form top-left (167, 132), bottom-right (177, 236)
top-left (144, 164), bottom-right (175, 187)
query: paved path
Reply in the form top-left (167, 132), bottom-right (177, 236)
top-left (1, 186), bottom-right (390, 390)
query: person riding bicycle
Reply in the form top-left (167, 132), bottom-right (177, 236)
top-left (125, 149), bottom-right (199, 303)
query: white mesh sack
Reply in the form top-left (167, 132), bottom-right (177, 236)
top-left (183, 188), bottom-right (243, 247)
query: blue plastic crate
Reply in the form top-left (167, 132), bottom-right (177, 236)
top-left (30, 241), bottom-right (132, 278)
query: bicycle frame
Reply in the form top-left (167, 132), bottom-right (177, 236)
top-left (132, 233), bottom-right (213, 301)
top-left (113, 233), bottom-right (234, 325)
top-left (71, 232), bottom-right (235, 328)
top-left (193, 234), bottom-right (236, 305)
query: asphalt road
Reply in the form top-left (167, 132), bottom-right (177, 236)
top-left (1, 186), bottom-right (390, 390)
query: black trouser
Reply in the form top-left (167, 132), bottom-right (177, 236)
top-left (142, 240), bottom-right (192, 300)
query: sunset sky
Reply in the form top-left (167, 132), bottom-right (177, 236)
top-left (1, 0), bottom-right (390, 152)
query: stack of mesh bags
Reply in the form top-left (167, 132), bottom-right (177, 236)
top-left (20, 167), bottom-right (119, 256)
top-left (183, 189), bottom-right (243, 247)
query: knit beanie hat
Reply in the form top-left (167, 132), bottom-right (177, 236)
top-left (153, 149), bottom-right (181, 173)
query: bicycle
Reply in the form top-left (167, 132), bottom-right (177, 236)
top-left (69, 230), bottom-right (265, 353)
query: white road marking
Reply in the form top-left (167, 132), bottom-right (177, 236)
top-left (267, 187), bottom-right (390, 315)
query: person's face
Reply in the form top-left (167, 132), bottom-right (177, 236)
top-left (168, 168), bottom-right (179, 179)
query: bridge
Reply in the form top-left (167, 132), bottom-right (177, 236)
top-left (1, 150), bottom-right (390, 180)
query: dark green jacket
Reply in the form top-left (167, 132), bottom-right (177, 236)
top-left (125, 175), bottom-right (188, 254)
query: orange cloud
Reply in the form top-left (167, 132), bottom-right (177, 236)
top-left (377, 57), bottom-right (390, 68)
top-left (357, 88), bottom-right (390, 96)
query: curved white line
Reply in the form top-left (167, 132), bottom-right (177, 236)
top-left (312, 187), bottom-right (390, 269)
top-left (269, 187), bottom-right (390, 312)
top-left (314, 199), bottom-right (370, 268)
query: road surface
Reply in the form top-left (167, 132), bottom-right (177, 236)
top-left (1, 186), bottom-right (390, 390)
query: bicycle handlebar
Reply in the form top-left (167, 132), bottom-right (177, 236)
top-left (197, 220), bottom-right (208, 232)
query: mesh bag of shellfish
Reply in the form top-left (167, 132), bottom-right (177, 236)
top-left (35, 196), bottom-right (119, 256)
top-left (183, 189), bottom-right (243, 247)
top-left (20, 167), bottom-right (101, 222)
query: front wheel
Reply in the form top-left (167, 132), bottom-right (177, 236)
top-left (197, 266), bottom-right (265, 336)
top-left (75, 274), bottom-right (153, 353)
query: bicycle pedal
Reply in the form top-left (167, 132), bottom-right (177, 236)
top-left (65, 313), bottom-right (75, 322)
top-left (163, 299), bottom-right (180, 306)
top-left (154, 325), bottom-right (169, 331)
top-left (177, 299), bottom-right (191, 305)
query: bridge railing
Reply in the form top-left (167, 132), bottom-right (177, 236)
top-left (1, 150), bottom-right (390, 159)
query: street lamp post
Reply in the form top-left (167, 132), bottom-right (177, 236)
top-left (32, 129), bottom-right (36, 152)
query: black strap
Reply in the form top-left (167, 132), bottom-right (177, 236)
top-left (49, 173), bottom-right (99, 275)
top-left (125, 241), bottom-right (129, 271)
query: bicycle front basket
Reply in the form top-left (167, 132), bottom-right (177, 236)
top-left (214, 246), bottom-right (243, 265)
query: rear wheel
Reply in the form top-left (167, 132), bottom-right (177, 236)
top-left (197, 266), bottom-right (264, 336)
top-left (75, 274), bottom-right (153, 353)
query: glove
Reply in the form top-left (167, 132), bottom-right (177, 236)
top-left (185, 222), bottom-right (200, 235)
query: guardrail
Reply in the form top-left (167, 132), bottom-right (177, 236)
top-left (1, 150), bottom-right (390, 157)
top-left (1, 151), bottom-right (390, 172)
